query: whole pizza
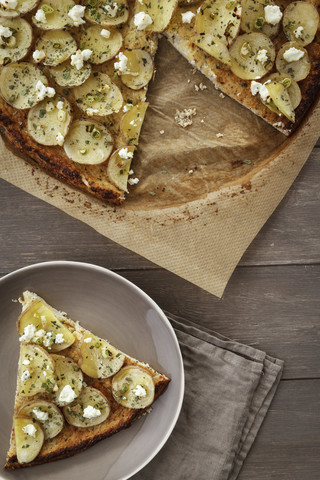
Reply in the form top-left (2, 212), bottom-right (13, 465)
top-left (0, 0), bottom-right (319, 204)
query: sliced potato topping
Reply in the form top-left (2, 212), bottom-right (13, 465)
top-left (84, 0), bottom-right (129, 27)
top-left (63, 387), bottom-right (110, 427)
top-left (50, 354), bottom-right (83, 407)
top-left (264, 80), bottom-right (295, 122)
top-left (240, 0), bottom-right (280, 38)
top-left (265, 73), bottom-right (301, 110)
top-left (0, 17), bottom-right (32, 65)
top-left (120, 102), bottom-right (148, 146)
top-left (0, 62), bottom-right (49, 109)
top-left (116, 49), bottom-right (153, 90)
top-left (107, 146), bottom-right (135, 192)
top-left (72, 72), bottom-right (123, 115)
top-left (112, 366), bottom-right (155, 409)
top-left (64, 119), bottom-right (113, 165)
top-left (134, 0), bottom-right (177, 32)
top-left (32, 0), bottom-right (76, 30)
top-left (283, 1), bottom-right (319, 47)
top-left (78, 25), bottom-right (122, 64)
top-left (79, 332), bottom-right (125, 379)
top-left (276, 41), bottom-right (310, 81)
top-left (229, 32), bottom-right (275, 80)
top-left (18, 344), bottom-right (56, 397)
top-left (0, 0), bottom-right (38, 18)
top-left (27, 97), bottom-right (72, 146)
top-left (50, 60), bottom-right (91, 88)
top-left (18, 300), bottom-right (75, 351)
top-left (195, 0), bottom-right (242, 46)
top-left (192, 33), bottom-right (231, 66)
top-left (18, 400), bottom-right (64, 439)
top-left (14, 417), bottom-right (44, 464)
top-left (35, 30), bottom-right (77, 66)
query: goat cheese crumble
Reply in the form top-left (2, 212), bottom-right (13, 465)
top-left (134, 11), bottom-right (153, 30)
top-left (68, 5), bottom-right (86, 26)
top-left (264, 5), bottom-right (282, 25)
top-left (71, 49), bottom-right (92, 70)
top-left (22, 424), bottom-right (37, 437)
top-left (83, 405), bottom-right (101, 418)
top-left (283, 47), bottom-right (304, 62)
top-left (181, 11), bottom-right (195, 23)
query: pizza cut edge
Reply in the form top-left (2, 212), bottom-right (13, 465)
top-left (4, 291), bottom-right (170, 469)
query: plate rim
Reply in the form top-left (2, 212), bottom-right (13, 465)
top-left (0, 260), bottom-right (185, 480)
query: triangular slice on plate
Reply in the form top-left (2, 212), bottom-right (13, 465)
top-left (4, 291), bottom-right (170, 469)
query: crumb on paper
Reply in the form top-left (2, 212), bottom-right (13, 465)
top-left (194, 83), bottom-right (207, 92)
top-left (216, 133), bottom-right (224, 138)
top-left (188, 169), bottom-right (194, 174)
top-left (201, 119), bottom-right (204, 123)
top-left (160, 130), bottom-right (165, 134)
top-left (187, 79), bottom-right (191, 83)
top-left (219, 92), bottom-right (225, 99)
top-left (273, 121), bottom-right (285, 128)
top-left (174, 108), bottom-right (197, 128)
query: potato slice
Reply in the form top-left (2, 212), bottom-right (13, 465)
top-left (120, 102), bottom-right (148, 146)
top-left (14, 417), bottom-right (44, 464)
top-left (117, 49), bottom-right (153, 90)
top-left (18, 400), bottom-right (64, 440)
top-left (195, 0), bottom-right (241, 46)
top-left (27, 96), bottom-right (72, 146)
top-left (264, 80), bottom-right (295, 122)
top-left (64, 119), bottom-right (113, 165)
top-left (32, 0), bottom-right (76, 30)
top-left (79, 332), bottom-right (125, 379)
top-left (78, 25), bottom-right (122, 64)
top-left (35, 30), bottom-right (77, 66)
top-left (265, 73), bottom-right (301, 110)
top-left (134, 0), bottom-right (177, 32)
top-left (0, 17), bottom-right (32, 65)
top-left (0, 0), bottom-right (38, 18)
top-left (63, 386), bottom-right (110, 427)
top-left (107, 146), bottom-right (135, 192)
top-left (192, 33), bottom-right (231, 66)
top-left (283, 1), bottom-right (319, 47)
top-left (50, 355), bottom-right (83, 407)
top-left (18, 344), bottom-right (56, 397)
top-left (18, 299), bottom-right (75, 351)
top-left (84, 0), bottom-right (129, 27)
top-left (229, 32), bottom-right (275, 80)
top-left (112, 366), bottom-right (155, 409)
top-left (0, 62), bottom-right (49, 109)
top-left (72, 72), bottom-right (123, 115)
top-left (276, 41), bottom-right (310, 82)
top-left (240, 0), bottom-right (280, 38)
top-left (50, 60), bottom-right (91, 87)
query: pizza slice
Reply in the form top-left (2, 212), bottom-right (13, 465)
top-left (4, 291), bottom-right (170, 469)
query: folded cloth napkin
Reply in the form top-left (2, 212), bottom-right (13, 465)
top-left (133, 312), bottom-right (284, 480)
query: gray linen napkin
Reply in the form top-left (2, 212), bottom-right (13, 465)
top-left (133, 312), bottom-right (284, 480)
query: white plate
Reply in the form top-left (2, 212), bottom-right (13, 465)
top-left (0, 261), bottom-right (184, 480)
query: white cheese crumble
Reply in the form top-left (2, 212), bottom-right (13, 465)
top-left (283, 47), bottom-right (304, 62)
top-left (104, 1), bottom-right (118, 17)
top-left (114, 51), bottom-right (129, 73)
top-left (132, 384), bottom-right (147, 397)
top-left (43, 331), bottom-right (53, 347)
top-left (58, 385), bottom-right (77, 403)
top-left (123, 103), bottom-right (133, 112)
top-left (128, 177), bottom-right (139, 185)
top-left (181, 11), bottom-right (195, 24)
top-left (264, 5), bottom-right (282, 25)
top-left (35, 80), bottom-right (55, 101)
top-left (0, 24), bottom-right (12, 39)
top-left (55, 333), bottom-right (65, 344)
top-left (119, 147), bottom-right (133, 159)
top-left (83, 337), bottom-right (92, 343)
top-left (56, 100), bottom-right (64, 110)
top-left (134, 11), bottom-right (153, 31)
top-left (21, 369), bottom-right (31, 382)
top-left (86, 108), bottom-right (99, 116)
top-left (240, 43), bottom-right (249, 56)
top-left (34, 328), bottom-right (46, 338)
top-left (33, 49), bottom-right (46, 63)
top-left (0, 0), bottom-right (17, 10)
top-left (68, 5), bottom-right (86, 26)
top-left (22, 424), bottom-right (37, 437)
top-left (32, 408), bottom-right (49, 421)
top-left (71, 49), bottom-right (92, 70)
top-left (256, 49), bottom-right (268, 65)
top-left (22, 359), bottom-right (30, 365)
top-left (250, 80), bottom-right (269, 102)
top-left (19, 324), bottom-right (36, 342)
top-left (34, 8), bottom-right (47, 23)
top-left (55, 132), bottom-right (64, 146)
top-left (294, 26), bottom-right (304, 38)
top-left (101, 28), bottom-right (111, 39)
top-left (83, 405), bottom-right (101, 418)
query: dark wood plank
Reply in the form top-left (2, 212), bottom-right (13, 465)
top-left (118, 265), bottom-right (320, 380)
top-left (239, 379), bottom-right (320, 480)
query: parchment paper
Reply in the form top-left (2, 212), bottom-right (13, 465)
top-left (1, 39), bottom-right (319, 297)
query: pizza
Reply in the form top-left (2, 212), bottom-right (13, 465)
top-left (4, 291), bottom-right (170, 469)
top-left (0, 0), bottom-right (319, 205)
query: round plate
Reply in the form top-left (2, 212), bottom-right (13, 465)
top-left (0, 261), bottom-right (184, 480)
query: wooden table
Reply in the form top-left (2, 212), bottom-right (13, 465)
top-left (0, 139), bottom-right (319, 479)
